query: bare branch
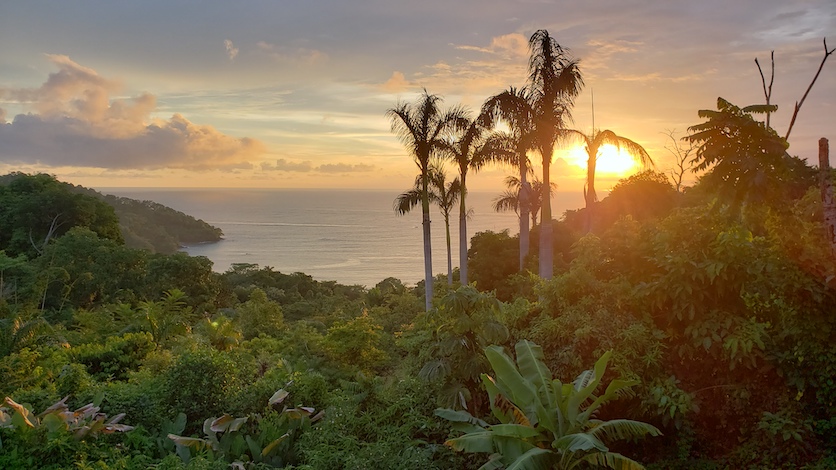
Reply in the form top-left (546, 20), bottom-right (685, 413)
top-left (755, 50), bottom-right (774, 128)
top-left (785, 38), bottom-right (835, 140)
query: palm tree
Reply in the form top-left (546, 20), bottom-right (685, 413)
top-left (492, 175), bottom-right (556, 228)
top-left (482, 87), bottom-right (537, 272)
top-left (442, 114), bottom-right (511, 286)
top-left (387, 91), bottom-right (464, 310)
top-left (526, 30), bottom-right (583, 279)
top-left (395, 168), bottom-right (461, 285)
top-left (566, 128), bottom-right (652, 232)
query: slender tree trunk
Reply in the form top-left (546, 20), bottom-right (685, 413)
top-left (445, 215), bottom-right (453, 285)
top-left (820, 138), bottom-right (836, 257)
top-left (421, 171), bottom-right (434, 311)
top-left (518, 157), bottom-right (530, 271)
top-left (585, 152), bottom-right (597, 233)
top-left (459, 173), bottom-right (468, 285)
top-left (539, 146), bottom-right (554, 279)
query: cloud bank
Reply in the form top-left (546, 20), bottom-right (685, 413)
top-left (0, 55), bottom-right (264, 170)
top-left (263, 158), bottom-right (374, 173)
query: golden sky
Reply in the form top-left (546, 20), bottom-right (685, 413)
top-left (0, 0), bottom-right (834, 196)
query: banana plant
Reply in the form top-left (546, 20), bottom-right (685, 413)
top-left (168, 387), bottom-right (324, 466)
top-left (436, 340), bottom-right (661, 469)
top-left (0, 396), bottom-right (133, 443)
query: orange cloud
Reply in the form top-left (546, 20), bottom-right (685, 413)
top-left (0, 55), bottom-right (264, 170)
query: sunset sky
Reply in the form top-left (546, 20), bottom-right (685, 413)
top-left (1, 1), bottom-right (834, 193)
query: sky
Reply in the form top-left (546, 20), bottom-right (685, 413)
top-left (0, 0), bottom-right (834, 194)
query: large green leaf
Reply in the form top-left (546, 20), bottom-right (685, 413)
top-left (485, 345), bottom-right (537, 410)
top-left (447, 431), bottom-right (496, 454)
top-left (435, 408), bottom-right (489, 428)
top-left (515, 340), bottom-right (557, 431)
top-left (587, 419), bottom-right (661, 444)
top-left (553, 432), bottom-right (608, 452)
top-left (567, 351), bottom-right (611, 424)
top-left (581, 378), bottom-right (639, 421)
top-left (489, 424), bottom-right (541, 439)
top-left (505, 447), bottom-right (556, 470)
top-left (582, 451), bottom-right (647, 470)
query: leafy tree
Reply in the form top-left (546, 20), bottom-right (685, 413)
top-left (396, 167), bottom-right (461, 285)
top-left (236, 288), bottom-right (284, 340)
top-left (438, 341), bottom-right (660, 469)
top-left (565, 128), bottom-right (652, 232)
top-left (387, 90), bottom-right (465, 310)
top-left (416, 286), bottom-right (508, 413)
top-left (0, 173), bottom-right (122, 258)
top-left (526, 29), bottom-right (584, 279)
top-left (687, 97), bottom-right (790, 210)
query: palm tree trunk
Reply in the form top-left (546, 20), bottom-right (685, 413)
top-left (518, 157), bottom-right (530, 271)
top-left (539, 147), bottom-right (554, 279)
top-left (458, 174), bottom-right (468, 285)
top-left (585, 155), bottom-right (597, 233)
top-left (445, 215), bottom-right (453, 285)
top-left (421, 172), bottom-right (434, 311)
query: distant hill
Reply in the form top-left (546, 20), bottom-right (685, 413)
top-left (0, 173), bottom-right (223, 254)
top-left (73, 187), bottom-right (224, 254)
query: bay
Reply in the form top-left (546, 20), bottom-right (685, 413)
top-left (101, 188), bottom-right (584, 287)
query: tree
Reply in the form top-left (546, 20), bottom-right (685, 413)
top-left (396, 168), bottom-right (461, 285)
top-left (687, 97), bottom-right (789, 210)
top-left (526, 30), bottom-right (584, 279)
top-left (387, 91), bottom-right (465, 310)
top-left (482, 87), bottom-right (537, 271)
top-left (662, 129), bottom-right (695, 192)
top-left (0, 173), bottom-right (122, 258)
top-left (443, 112), bottom-right (512, 286)
top-left (492, 176), bottom-right (556, 228)
top-left (565, 128), bottom-right (652, 232)
top-left (437, 341), bottom-right (660, 469)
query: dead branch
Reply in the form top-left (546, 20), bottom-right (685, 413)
top-left (755, 50), bottom-right (774, 128)
top-left (785, 38), bottom-right (835, 140)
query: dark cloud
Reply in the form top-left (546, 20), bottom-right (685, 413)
top-left (263, 159), bottom-right (374, 173)
top-left (0, 55), bottom-right (264, 170)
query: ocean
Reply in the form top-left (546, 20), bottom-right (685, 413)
top-left (102, 188), bottom-right (584, 288)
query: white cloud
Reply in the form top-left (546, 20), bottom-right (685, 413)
top-left (224, 39), bottom-right (239, 60)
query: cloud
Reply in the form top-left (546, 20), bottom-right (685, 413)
top-left (454, 33), bottom-right (528, 58)
top-left (263, 159), bottom-right (374, 173)
top-left (0, 55), bottom-right (264, 170)
top-left (224, 39), bottom-right (239, 60)
top-left (256, 41), bottom-right (327, 65)
top-left (381, 71), bottom-right (410, 92)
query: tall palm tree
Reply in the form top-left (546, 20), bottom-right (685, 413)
top-left (395, 168), bottom-right (461, 285)
top-left (526, 29), bottom-right (583, 279)
top-left (566, 128), bottom-right (652, 232)
top-left (482, 87), bottom-right (537, 271)
top-left (492, 175), bottom-right (556, 228)
top-left (442, 114), bottom-right (511, 286)
top-left (387, 90), bottom-right (464, 310)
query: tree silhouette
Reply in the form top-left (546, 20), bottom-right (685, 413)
top-left (526, 30), bottom-right (583, 279)
top-left (482, 87), bottom-right (537, 271)
top-left (492, 175), bottom-right (556, 228)
top-left (387, 91), bottom-right (464, 309)
top-left (395, 168), bottom-right (461, 285)
top-left (564, 128), bottom-right (652, 232)
top-left (443, 113), bottom-right (511, 285)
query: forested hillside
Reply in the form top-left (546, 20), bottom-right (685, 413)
top-left (0, 173), bottom-right (223, 255)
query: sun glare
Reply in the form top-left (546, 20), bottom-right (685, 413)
top-left (564, 144), bottom-right (638, 176)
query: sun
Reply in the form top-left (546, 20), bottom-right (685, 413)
top-left (564, 144), bottom-right (638, 176)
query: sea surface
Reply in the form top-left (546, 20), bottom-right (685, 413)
top-left (102, 188), bottom-right (584, 287)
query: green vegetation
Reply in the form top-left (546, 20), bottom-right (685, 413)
top-left (1, 29), bottom-right (834, 469)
